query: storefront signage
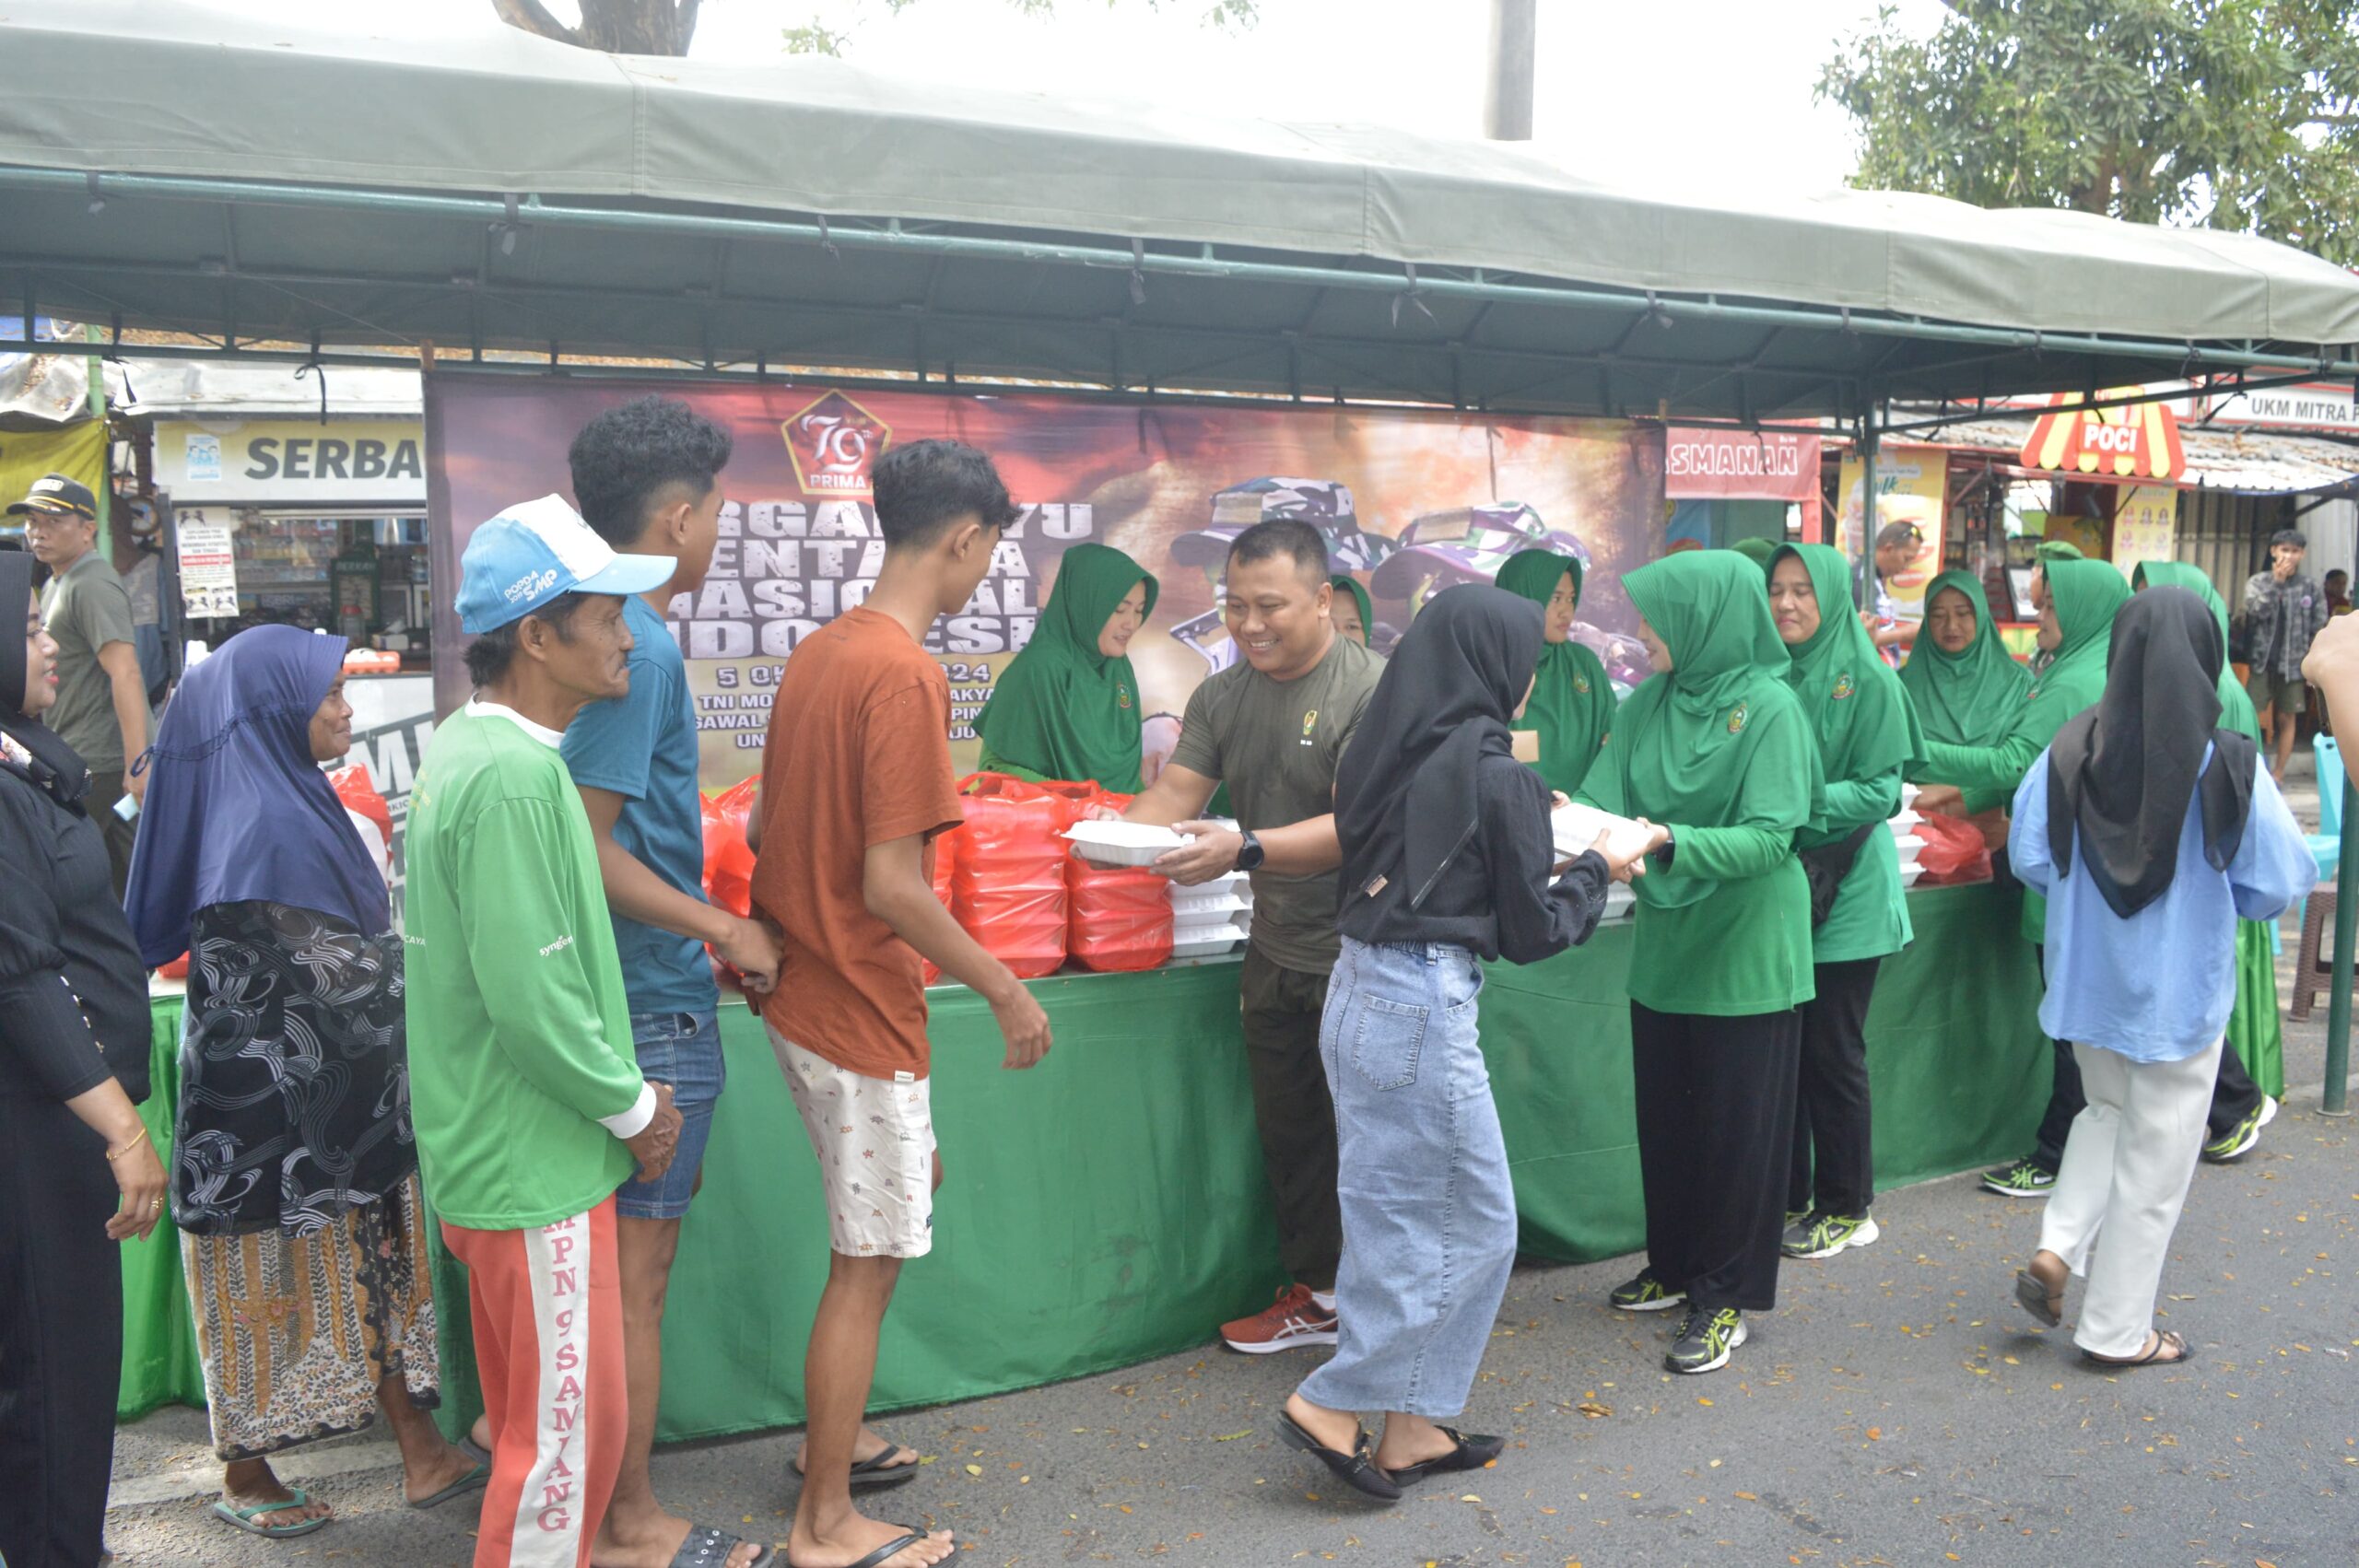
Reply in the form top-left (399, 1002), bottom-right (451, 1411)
top-left (1661, 427), bottom-right (1821, 500)
top-left (155, 417), bottom-right (428, 504)
top-left (2019, 392), bottom-right (2186, 481)
top-left (172, 509), bottom-right (241, 617)
top-left (2109, 486), bottom-right (2177, 579)
top-left (2204, 382), bottom-right (2359, 433)
top-left (1834, 446), bottom-right (1947, 625)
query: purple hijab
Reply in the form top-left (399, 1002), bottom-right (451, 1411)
top-left (125, 626), bottom-right (389, 965)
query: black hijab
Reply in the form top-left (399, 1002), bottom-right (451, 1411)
top-left (2047, 586), bottom-right (2256, 919)
top-left (1336, 584), bottom-right (1543, 909)
top-left (0, 549), bottom-right (91, 808)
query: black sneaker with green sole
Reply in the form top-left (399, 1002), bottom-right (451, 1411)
top-left (2201, 1096), bottom-right (2277, 1164)
top-left (1665, 1306), bottom-right (1747, 1375)
top-left (1608, 1268), bottom-right (1687, 1313)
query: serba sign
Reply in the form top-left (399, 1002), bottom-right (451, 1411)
top-left (244, 433), bottom-right (423, 482)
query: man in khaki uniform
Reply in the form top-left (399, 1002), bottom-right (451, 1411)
top-left (17, 474), bottom-right (147, 894)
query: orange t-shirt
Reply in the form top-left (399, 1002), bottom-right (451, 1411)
top-left (751, 607), bottom-right (964, 1079)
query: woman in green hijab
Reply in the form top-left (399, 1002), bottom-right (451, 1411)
top-left (1917, 556), bottom-right (2130, 1198)
top-left (1584, 551), bottom-right (1825, 1376)
top-left (1730, 537), bottom-right (1780, 568)
top-left (2132, 561), bottom-right (2284, 1146)
top-left (1330, 575), bottom-right (1374, 648)
top-left (1900, 570), bottom-right (2033, 815)
top-left (1495, 550), bottom-right (1615, 795)
top-left (976, 544), bottom-right (1158, 792)
top-left (1765, 545), bottom-right (1923, 1264)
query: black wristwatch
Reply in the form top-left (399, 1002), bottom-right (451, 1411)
top-left (1652, 829), bottom-right (1676, 869)
top-left (1235, 827), bottom-right (1266, 872)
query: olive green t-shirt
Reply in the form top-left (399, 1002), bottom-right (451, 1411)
top-left (38, 550), bottom-right (135, 770)
top-left (1169, 634), bottom-right (1382, 976)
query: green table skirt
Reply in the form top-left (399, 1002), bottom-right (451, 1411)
top-left (123, 882), bottom-right (2048, 1437)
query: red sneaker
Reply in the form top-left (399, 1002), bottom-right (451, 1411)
top-left (1219, 1282), bottom-right (1340, 1353)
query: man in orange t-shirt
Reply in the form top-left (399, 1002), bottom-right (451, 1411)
top-left (747, 439), bottom-right (1051, 1568)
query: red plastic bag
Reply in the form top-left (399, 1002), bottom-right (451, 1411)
top-left (700, 777), bottom-right (760, 919)
top-left (952, 772), bottom-right (1076, 979)
top-left (1066, 790), bottom-right (1173, 973)
top-left (1913, 811), bottom-right (1992, 886)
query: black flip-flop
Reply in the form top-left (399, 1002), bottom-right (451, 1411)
top-left (671, 1525), bottom-right (777, 1567)
top-left (1274, 1410), bottom-right (1402, 1503)
top-left (787, 1527), bottom-right (957, 1568)
top-left (792, 1443), bottom-right (921, 1492)
top-left (1383, 1427), bottom-right (1506, 1486)
top-left (2013, 1266), bottom-right (2064, 1328)
top-left (2083, 1330), bottom-right (2195, 1371)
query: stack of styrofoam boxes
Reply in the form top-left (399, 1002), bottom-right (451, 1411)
top-left (1893, 781), bottom-right (1926, 889)
top-left (1169, 816), bottom-right (1254, 959)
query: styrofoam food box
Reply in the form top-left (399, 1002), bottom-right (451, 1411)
top-left (1171, 891), bottom-right (1253, 920)
top-left (1895, 834), bottom-right (1925, 867)
top-left (1170, 923), bottom-right (1250, 960)
top-left (1064, 820), bottom-right (1190, 867)
top-left (1551, 801), bottom-right (1658, 863)
top-left (1899, 862), bottom-right (1926, 889)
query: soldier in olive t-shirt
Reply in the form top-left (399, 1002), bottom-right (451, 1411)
top-left (1119, 522), bottom-right (1382, 1351)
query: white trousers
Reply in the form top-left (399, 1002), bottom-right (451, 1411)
top-left (2037, 1037), bottom-right (2222, 1359)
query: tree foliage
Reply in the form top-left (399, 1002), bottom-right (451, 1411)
top-left (1817, 0), bottom-right (2359, 263)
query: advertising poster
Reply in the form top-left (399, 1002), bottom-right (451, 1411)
top-left (427, 375), bottom-right (1666, 790)
top-left (1834, 445), bottom-right (1948, 625)
top-left (170, 509), bottom-right (241, 619)
top-left (2108, 486), bottom-right (2178, 581)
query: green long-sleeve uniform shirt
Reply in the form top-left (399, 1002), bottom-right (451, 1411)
top-left (403, 704), bottom-right (649, 1231)
top-left (1806, 765), bottom-right (1912, 965)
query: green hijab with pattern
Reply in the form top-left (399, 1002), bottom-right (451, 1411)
top-left (1770, 544), bottom-right (1924, 807)
top-left (1495, 548), bottom-right (1615, 795)
top-left (2134, 560), bottom-right (2260, 743)
top-left (1606, 551), bottom-right (1825, 908)
top-left (1897, 569), bottom-right (2031, 749)
top-left (975, 543), bottom-right (1157, 791)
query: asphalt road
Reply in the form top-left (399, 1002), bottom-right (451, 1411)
top-left (101, 773), bottom-right (2359, 1566)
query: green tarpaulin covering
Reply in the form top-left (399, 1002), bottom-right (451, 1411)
top-left (122, 883), bottom-right (2044, 1435)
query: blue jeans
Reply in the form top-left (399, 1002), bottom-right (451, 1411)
top-left (614, 1009), bottom-right (724, 1222)
top-left (1297, 938), bottom-right (1516, 1418)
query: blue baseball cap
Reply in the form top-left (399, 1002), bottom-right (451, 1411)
top-left (456, 494), bottom-right (675, 634)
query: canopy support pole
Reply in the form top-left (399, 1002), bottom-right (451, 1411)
top-left (2327, 788), bottom-right (2355, 1117)
top-left (1857, 413), bottom-right (1880, 608)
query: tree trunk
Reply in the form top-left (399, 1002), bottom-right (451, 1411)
top-left (491, 0), bottom-right (700, 55)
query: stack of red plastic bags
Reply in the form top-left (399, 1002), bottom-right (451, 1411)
top-left (695, 770), bottom-right (1175, 986)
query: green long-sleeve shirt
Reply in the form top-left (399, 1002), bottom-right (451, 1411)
top-left (1805, 764), bottom-right (1912, 965)
top-left (404, 704), bottom-right (651, 1231)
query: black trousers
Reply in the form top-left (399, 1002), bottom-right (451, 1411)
top-left (0, 1094), bottom-right (123, 1568)
top-left (1631, 1001), bottom-right (1802, 1315)
top-left (1788, 957), bottom-right (1883, 1218)
top-left (1239, 943), bottom-right (1342, 1292)
top-left (2030, 946), bottom-right (2270, 1172)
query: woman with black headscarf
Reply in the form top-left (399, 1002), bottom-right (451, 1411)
top-left (2007, 588), bottom-right (2314, 1368)
top-left (0, 548), bottom-right (168, 1568)
top-left (1275, 585), bottom-right (1647, 1503)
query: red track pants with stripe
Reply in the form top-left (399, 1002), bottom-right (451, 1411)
top-left (441, 1198), bottom-right (625, 1568)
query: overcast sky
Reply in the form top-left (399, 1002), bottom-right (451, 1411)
top-left (191, 0), bottom-right (1947, 198)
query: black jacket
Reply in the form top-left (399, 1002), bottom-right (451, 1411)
top-left (0, 765), bottom-right (151, 1103)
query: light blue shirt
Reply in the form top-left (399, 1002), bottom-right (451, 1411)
top-left (2011, 744), bottom-right (2316, 1061)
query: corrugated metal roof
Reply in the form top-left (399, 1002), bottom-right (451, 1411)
top-left (1909, 416), bottom-right (2359, 496)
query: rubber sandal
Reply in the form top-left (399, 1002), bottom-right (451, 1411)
top-left (405, 1457), bottom-right (490, 1510)
top-left (1383, 1427), bottom-right (1506, 1486)
top-left (787, 1528), bottom-right (957, 1568)
top-left (211, 1487), bottom-right (330, 1539)
top-left (792, 1441), bottom-right (921, 1492)
top-left (2083, 1330), bottom-right (2195, 1370)
top-left (671, 1525), bottom-right (777, 1567)
top-left (2013, 1266), bottom-right (2064, 1328)
top-left (1274, 1410), bottom-right (1402, 1503)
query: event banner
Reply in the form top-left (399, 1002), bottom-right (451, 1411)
top-left (426, 374), bottom-right (1666, 790)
